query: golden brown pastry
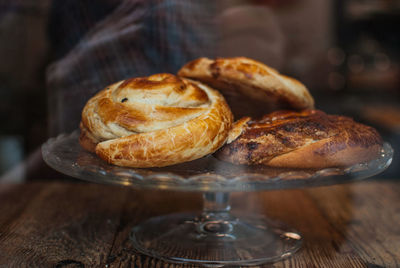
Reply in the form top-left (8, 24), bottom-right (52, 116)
top-left (215, 110), bottom-right (382, 168)
top-left (178, 57), bottom-right (314, 118)
top-left (80, 73), bottom-right (233, 168)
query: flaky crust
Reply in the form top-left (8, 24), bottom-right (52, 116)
top-left (80, 73), bottom-right (233, 168)
top-left (178, 57), bottom-right (314, 118)
top-left (215, 110), bottom-right (382, 168)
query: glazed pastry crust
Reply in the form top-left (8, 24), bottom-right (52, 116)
top-left (178, 57), bottom-right (314, 117)
top-left (80, 73), bottom-right (233, 168)
top-left (215, 110), bottom-right (382, 168)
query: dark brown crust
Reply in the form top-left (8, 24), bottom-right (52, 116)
top-left (215, 110), bottom-right (383, 168)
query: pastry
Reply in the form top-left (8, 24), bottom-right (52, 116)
top-left (215, 110), bottom-right (382, 168)
top-left (178, 57), bottom-right (314, 118)
top-left (80, 73), bottom-right (233, 168)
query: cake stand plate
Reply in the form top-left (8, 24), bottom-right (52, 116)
top-left (42, 131), bottom-right (393, 266)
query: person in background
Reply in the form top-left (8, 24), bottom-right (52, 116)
top-left (0, 0), bottom-right (333, 181)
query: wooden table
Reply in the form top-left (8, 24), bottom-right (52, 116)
top-left (0, 180), bottom-right (399, 267)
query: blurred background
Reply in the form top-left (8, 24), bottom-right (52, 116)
top-left (0, 0), bottom-right (399, 182)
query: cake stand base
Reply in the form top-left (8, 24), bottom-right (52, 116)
top-left (130, 211), bottom-right (302, 267)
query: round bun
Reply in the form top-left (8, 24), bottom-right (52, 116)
top-left (178, 57), bottom-right (314, 118)
top-left (215, 110), bottom-right (382, 168)
top-left (80, 73), bottom-right (233, 168)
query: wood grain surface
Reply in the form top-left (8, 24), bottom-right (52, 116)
top-left (0, 180), bottom-right (399, 267)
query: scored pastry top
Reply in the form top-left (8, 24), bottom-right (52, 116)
top-left (81, 73), bottom-right (222, 142)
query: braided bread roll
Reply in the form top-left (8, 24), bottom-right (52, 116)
top-left (80, 73), bottom-right (233, 168)
top-left (178, 57), bottom-right (314, 118)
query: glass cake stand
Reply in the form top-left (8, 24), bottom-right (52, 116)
top-left (42, 131), bottom-right (393, 267)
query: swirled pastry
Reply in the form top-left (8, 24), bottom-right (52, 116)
top-left (178, 57), bottom-right (314, 118)
top-left (215, 110), bottom-right (382, 168)
top-left (80, 73), bottom-right (233, 168)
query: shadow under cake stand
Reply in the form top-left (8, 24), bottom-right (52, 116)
top-left (42, 131), bottom-right (393, 267)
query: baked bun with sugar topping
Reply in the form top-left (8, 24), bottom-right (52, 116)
top-left (215, 109), bottom-right (382, 168)
top-left (80, 73), bottom-right (233, 168)
top-left (178, 57), bottom-right (314, 118)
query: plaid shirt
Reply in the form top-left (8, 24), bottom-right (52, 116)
top-left (47, 0), bottom-right (217, 134)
